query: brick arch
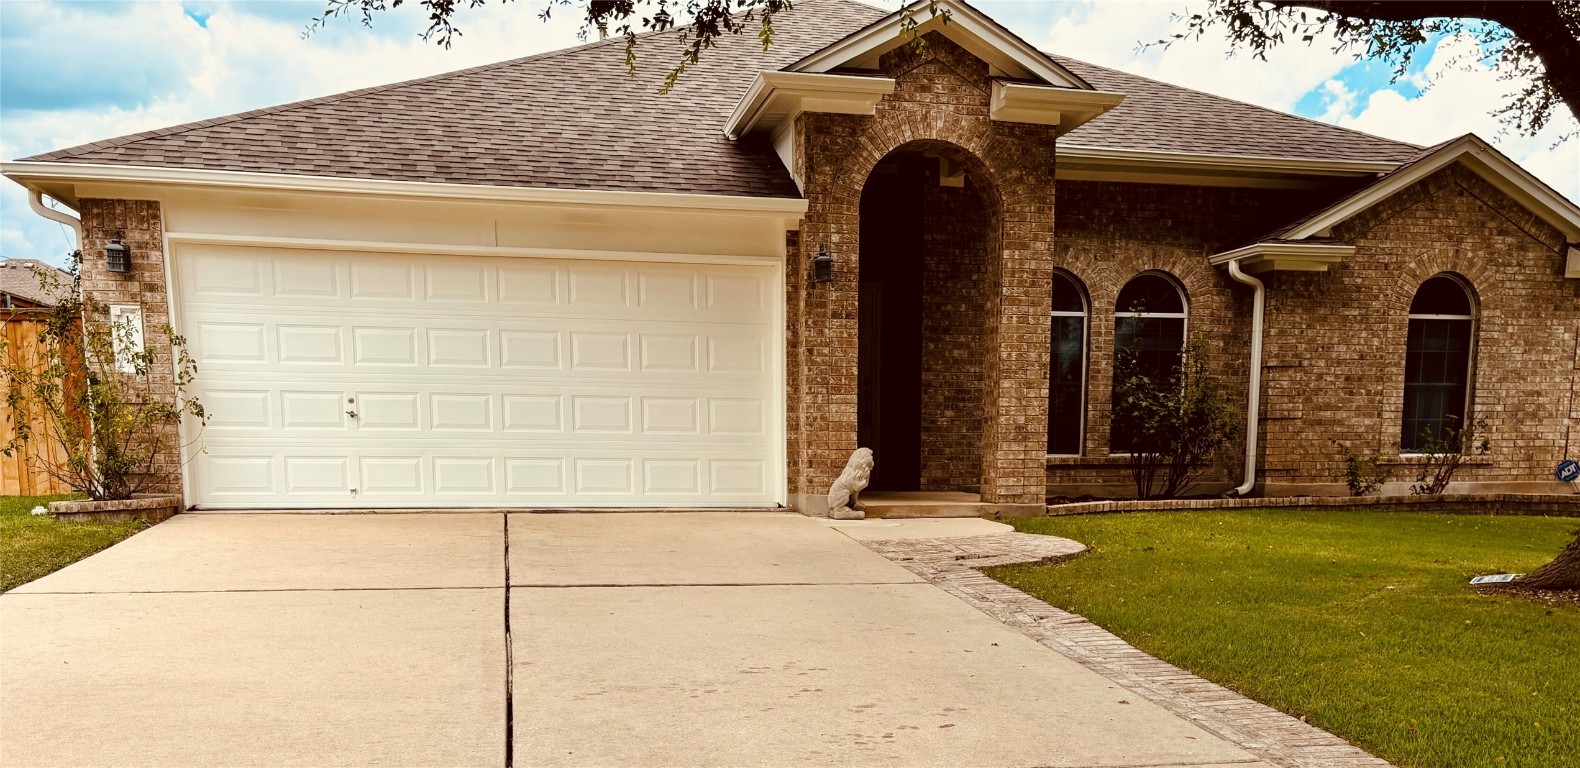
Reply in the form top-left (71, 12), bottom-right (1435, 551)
top-left (786, 34), bottom-right (1060, 509)
top-left (1395, 246), bottom-right (1495, 315)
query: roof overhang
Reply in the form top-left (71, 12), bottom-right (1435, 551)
top-left (1568, 244), bottom-right (1580, 279)
top-left (2, 161), bottom-right (810, 218)
top-left (1208, 241), bottom-right (1355, 273)
top-left (1284, 134), bottom-right (1580, 243)
top-left (724, 71), bottom-right (896, 140)
top-left (788, 0), bottom-right (1090, 89)
top-left (1056, 145), bottom-right (1399, 189)
top-left (989, 82), bottom-right (1124, 132)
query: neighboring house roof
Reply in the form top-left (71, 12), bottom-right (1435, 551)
top-left (18, 0), bottom-right (1421, 197)
top-left (0, 258), bottom-right (71, 308)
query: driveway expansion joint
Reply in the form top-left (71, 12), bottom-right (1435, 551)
top-left (858, 532), bottom-right (1393, 768)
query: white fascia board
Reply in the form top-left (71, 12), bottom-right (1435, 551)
top-left (789, 0), bottom-right (1087, 89)
top-left (1057, 144), bottom-right (1400, 177)
top-left (990, 82), bottom-right (1124, 131)
top-left (1209, 241), bottom-right (1355, 273)
top-left (1284, 134), bottom-right (1580, 242)
top-left (1, 161), bottom-right (809, 217)
top-left (724, 71), bottom-right (895, 139)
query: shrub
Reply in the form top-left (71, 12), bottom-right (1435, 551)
top-left (1112, 340), bottom-right (1239, 499)
top-left (1, 253), bottom-right (205, 500)
top-left (1335, 442), bottom-right (1390, 496)
top-left (1409, 416), bottom-right (1490, 495)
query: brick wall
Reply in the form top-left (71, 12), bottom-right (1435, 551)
top-left (919, 175), bottom-right (994, 491)
top-left (1045, 180), bottom-right (1327, 496)
top-left (1260, 164), bottom-right (1579, 494)
top-left (789, 33), bottom-right (1059, 509)
top-left (77, 198), bottom-right (184, 498)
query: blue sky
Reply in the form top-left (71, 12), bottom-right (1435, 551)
top-left (3, 0), bottom-right (1576, 265)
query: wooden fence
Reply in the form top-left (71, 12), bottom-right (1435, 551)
top-left (1, 312), bottom-right (75, 496)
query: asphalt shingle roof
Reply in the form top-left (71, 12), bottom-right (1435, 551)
top-left (0, 258), bottom-right (71, 307)
top-left (20, 0), bottom-right (1420, 196)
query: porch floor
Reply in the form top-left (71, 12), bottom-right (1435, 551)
top-left (860, 492), bottom-right (1045, 519)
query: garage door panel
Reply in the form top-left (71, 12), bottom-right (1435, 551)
top-left (182, 248), bottom-right (774, 325)
top-left (203, 394), bottom-right (764, 442)
top-left (181, 245), bottom-right (779, 508)
top-left (191, 448), bottom-right (775, 507)
top-left (189, 317), bottom-right (768, 381)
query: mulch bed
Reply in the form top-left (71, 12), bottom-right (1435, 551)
top-left (1474, 584), bottom-right (1580, 608)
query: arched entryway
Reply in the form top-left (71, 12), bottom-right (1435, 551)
top-left (856, 141), bottom-right (1001, 492)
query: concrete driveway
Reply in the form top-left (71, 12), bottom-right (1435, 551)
top-left (1, 512), bottom-right (1268, 768)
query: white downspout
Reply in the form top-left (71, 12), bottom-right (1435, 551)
top-left (28, 190), bottom-right (83, 250)
top-left (1225, 259), bottom-right (1264, 497)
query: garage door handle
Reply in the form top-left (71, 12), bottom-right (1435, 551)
top-left (346, 409), bottom-right (358, 418)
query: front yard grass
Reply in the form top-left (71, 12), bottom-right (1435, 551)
top-left (990, 509), bottom-right (1580, 768)
top-left (1, 494), bottom-right (145, 592)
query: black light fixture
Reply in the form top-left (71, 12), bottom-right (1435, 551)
top-left (813, 243), bottom-right (834, 284)
top-left (104, 238), bottom-right (130, 273)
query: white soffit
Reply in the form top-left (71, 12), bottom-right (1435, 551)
top-left (1209, 242), bottom-right (1354, 273)
top-left (723, 71), bottom-right (896, 140)
top-left (787, 0), bottom-right (1090, 89)
top-left (989, 81), bottom-right (1124, 132)
top-left (1567, 244), bottom-right (1580, 279)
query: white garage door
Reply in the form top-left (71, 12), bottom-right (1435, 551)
top-left (178, 245), bottom-right (780, 509)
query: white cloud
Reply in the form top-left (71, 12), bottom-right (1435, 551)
top-left (1329, 33), bottom-right (1579, 200)
top-left (1033, 0), bottom-right (1356, 113)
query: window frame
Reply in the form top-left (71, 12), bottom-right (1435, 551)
top-left (1047, 271), bottom-right (1089, 457)
top-left (1400, 274), bottom-right (1478, 454)
top-left (1109, 272), bottom-right (1189, 456)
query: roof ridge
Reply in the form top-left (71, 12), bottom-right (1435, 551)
top-left (21, 1), bottom-right (791, 163)
top-left (1048, 52), bottom-right (1422, 152)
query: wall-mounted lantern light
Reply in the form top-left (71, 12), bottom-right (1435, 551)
top-left (104, 238), bottom-right (131, 273)
top-left (813, 243), bottom-right (834, 284)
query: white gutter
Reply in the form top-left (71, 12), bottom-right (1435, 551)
top-left (1225, 258), bottom-right (1264, 497)
top-left (27, 189), bottom-right (82, 250)
top-left (3, 162), bottom-right (810, 216)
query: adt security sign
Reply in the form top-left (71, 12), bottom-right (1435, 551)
top-left (1558, 459), bottom-right (1580, 483)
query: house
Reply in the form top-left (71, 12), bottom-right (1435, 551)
top-left (4, 0), bottom-right (1577, 512)
top-left (0, 258), bottom-right (71, 310)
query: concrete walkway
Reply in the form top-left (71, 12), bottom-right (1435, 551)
top-left (1, 512), bottom-right (1270, 768)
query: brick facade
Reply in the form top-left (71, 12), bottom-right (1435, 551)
top-left (76, 198), bottom-right (183, 498)
top-left (65, 47), bottom-right (1578, 511)
top-left (787, 34), bottom-right (1059, 512)
top-left (1258, 164), bottom-right (1579, 495)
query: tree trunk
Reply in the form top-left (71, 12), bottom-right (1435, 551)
top-left (1519, 532), bottom-right (1580, 591)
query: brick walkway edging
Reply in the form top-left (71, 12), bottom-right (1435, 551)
top-left (1046, 492), bottom-right (1578, 517)
top-left (860, 532), bottom-right (1394, 768)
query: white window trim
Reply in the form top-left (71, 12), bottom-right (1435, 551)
top-left (1400, 276), bottom-right (1479, 455)
top-left (1109, 272), bottom-right (1190, 456)
top-left (1048, 274), bottom-right (1089, 458)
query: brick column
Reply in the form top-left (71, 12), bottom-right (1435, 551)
top-left (78, 198), bottom-right (183, 497)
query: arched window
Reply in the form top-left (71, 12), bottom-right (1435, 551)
top-left (1111, 273), bottom-right (1187, 453)
top-left (1048, 272), bottom-right (1087, 455)
top-left (1402, 275), bottom-right (1476, 452)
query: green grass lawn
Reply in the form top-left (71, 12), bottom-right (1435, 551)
top-left (991, 509), bottom-right (1580, 768)
top-left (1, 494), bottom-right (146, 592)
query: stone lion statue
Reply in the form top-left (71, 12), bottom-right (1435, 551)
top-left (827, 447), bottom-right (874, 520)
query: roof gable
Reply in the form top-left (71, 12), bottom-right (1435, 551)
top-left (1273, 134), bottom-right (1580, 243)
top-left (787, 0), bottom-right (1090, 89)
